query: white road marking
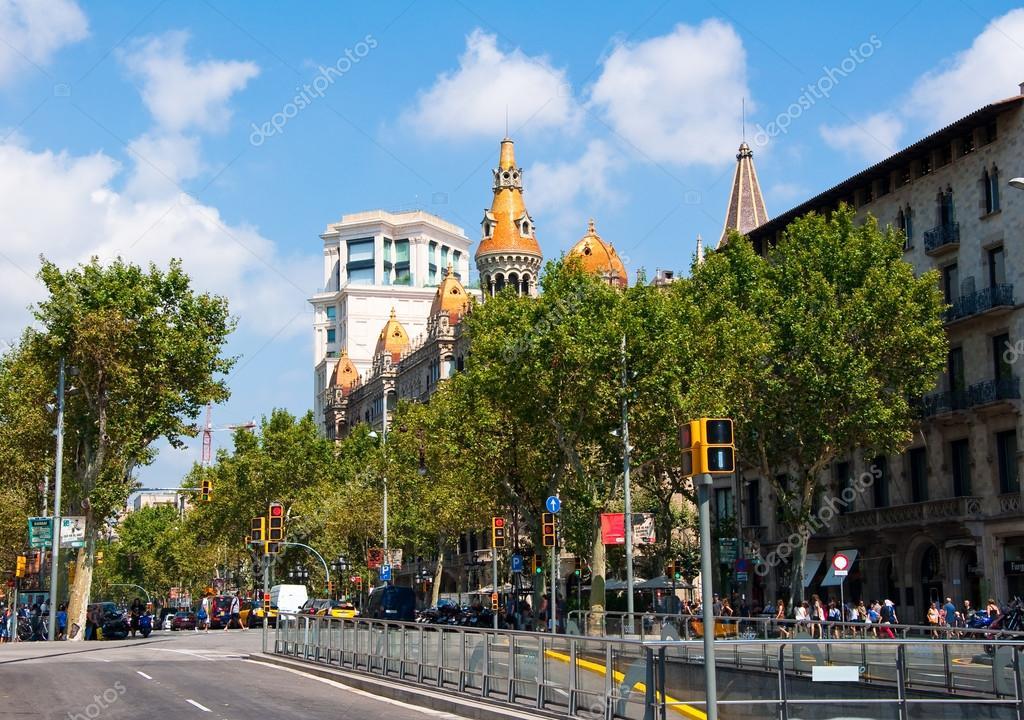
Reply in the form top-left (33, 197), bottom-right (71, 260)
top-left (136, 671), bottom-right (153, 679)
top-left (185, 699), bottom-right (211, 712)
top-left (151, 648), bottom-right (214, 661)
top-left (242, 658), bottom-right (469, 717)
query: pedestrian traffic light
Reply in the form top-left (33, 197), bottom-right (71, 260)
top-left (491, 517), bottom-right (506, 549)
top-left (490, 591), bottom-right (499, 611)
top-left (680, 418), bottom-right (735, 475)
top-left (263, 592), bottom-right (271, 613)
top-left (264, 541), bottom-right (280, 555)
top-left (533, 554), bottom-right (544, 575)
top-left (250, 516), bottom-right (266, 545)
top-left (542, 512), bottom-right (556, 547)
top-left (15, 555), bottom-right (26, 578)
top-left (268, 502), bottom-right (284, 541)
top-left (201, 477), bottom-right (212, 502)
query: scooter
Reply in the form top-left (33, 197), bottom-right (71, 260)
top-left (138, 613), bottom-right (152, 638)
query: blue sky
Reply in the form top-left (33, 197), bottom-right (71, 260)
top-left (1, 0), bottom-right (1023, 489)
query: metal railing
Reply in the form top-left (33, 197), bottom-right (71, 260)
top-left (946, 283), bottom-right (1014, 322)
top-left (924, 222), bottom-right (960, 254)
top-left (272, 612), bottom-right (1024, 720)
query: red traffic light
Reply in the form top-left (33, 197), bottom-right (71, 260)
top-left (493, 517), bottom-right (505, 528)
top-left (269, 502), bottom-right (284, 518)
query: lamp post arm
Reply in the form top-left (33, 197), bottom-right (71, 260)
top-left (280, 542), bottom-right (331, 591)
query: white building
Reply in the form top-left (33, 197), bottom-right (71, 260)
top-left (130, 490), bottom-right (179, 512)
top-left (309, 210), bottom-right (476, 433)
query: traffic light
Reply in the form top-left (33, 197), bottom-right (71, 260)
top-left (679, 418), bottom-right (735, 476)
top-left (491, 517), bottom-right (506, 549)
top-left (490, 592), bottom-right (499, 611)
top-left (201, 478), bottom-right (212, 502)
top-left (250, 517), bottom-right (266, 545)
top-left (15, 555), bottom-right (26, 578)
top-left (96, 551), bottom-right (104, 565)
top-left (268, 502), bottom-right (284, 541)
top-left (263, 541), bottom-right (280, 555)
top-left (541, 512), bottom-right (556, 547)
top-left (262, 592), bottom-right (271, 613)
top-left (533, 554), bottom-right (544, 575)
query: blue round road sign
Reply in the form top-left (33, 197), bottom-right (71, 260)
top-left (545, 496), bottom-right (561, 513)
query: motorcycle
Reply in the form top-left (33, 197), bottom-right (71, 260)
top-left (138, 613), bottom-right (153, 638)
top-left (984, 598), bottom-right (1023, 654)
top-left (100, 611), bottom-right (130, 640)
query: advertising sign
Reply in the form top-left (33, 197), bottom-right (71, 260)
top-left (60, 517), bottom-right (86, 548)
top-left (599, 513), bottom-right (656, 546)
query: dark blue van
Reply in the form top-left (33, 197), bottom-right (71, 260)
top-left (365, 585), bottom-right (416, 621)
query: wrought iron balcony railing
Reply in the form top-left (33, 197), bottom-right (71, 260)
top-left (968, 375), bottom-right (1020, 407)
top-left (946, 284), bottom-right (1014, 322)
top-left (924, 222), bottom-right (960, 254)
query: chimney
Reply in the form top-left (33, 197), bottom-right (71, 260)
top-left (1019, 81), bottom-right (1024, 95)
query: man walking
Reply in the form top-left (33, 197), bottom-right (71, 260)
top-left (227, 594), bottom-right (243, 632)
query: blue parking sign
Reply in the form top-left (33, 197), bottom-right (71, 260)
top-left (511, 554), bottom-right (523, 573)
top-left (380, 564), bottom-right (391, 581)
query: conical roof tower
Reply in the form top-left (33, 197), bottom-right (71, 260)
top-left (475, 137), bottom-right (543, 297)
top-left (719, 141), bottom-right (769, 248)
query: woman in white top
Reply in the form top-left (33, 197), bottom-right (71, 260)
top-left (794, 601), bottom-right (810, 633)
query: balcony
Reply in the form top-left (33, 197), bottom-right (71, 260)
top-left (919, 388), bottom-right (968, 417)
top-left (924, 222), bottom-right (960, 255)
top-left (967, 375), bottom-right (1020, 408)
top-left (945, 284), bottom-right (1014, 323)
top-left (836, 496), bottom-right (982, 533)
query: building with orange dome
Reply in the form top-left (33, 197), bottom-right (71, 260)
top-left (567, 219), bottom-right (628, 289)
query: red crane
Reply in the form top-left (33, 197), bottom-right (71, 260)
top-left (201, 403), bottom-right (256, 465)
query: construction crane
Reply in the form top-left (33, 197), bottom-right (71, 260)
top-left (201, 403), bottom-right (256, 466)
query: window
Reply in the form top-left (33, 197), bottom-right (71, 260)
top-left (745, 479), bottom-right (761, 526)
top-left (326, 328), bottom-right (336, 344)
top-left (985, 121), bottom-right (998, 145)
top-left (904, 206), bottom-right (913, 243)
top-left (959, 133), bottom-right (974, 156)
top-left (325, 305), bottom-right (336, 320)
top-left (989, 246), bottom-right (1006, 287)
top-left (908, 447), bottom-right (928, 502)
top-left (896, 208), bottom-right (908, 248)
top-left (440, 245), bottom-right (449, 269)
top-left (948, 347), bottom-right (966, 395)
top-left (452, 250), bottom-right (461, 279)
top-left (942, 263), bottom-right (959, 305)
top-left (897, 166), bottom-right (911, 187)
top-left (715, 487), bottom-right (734, 525)
top-left (428, 240), bottom-right (438, 284)
top-left (878, 175), bottom-right (891, 197)
top-left (990, 165), bottom-right (1000, 213)
top-left (951, 439), bottom-right (971, 497)
top-left (872, 455), bottom-right (889, 508)
top-left (835, 462), bottom-right (852, 514)
top-left (997, 430), bottom-right (1019, 493)
top-left (938, 187), bottom-right (955, 227)
top-left (347, 238), bottom-right (375, 285)
top-left (394, 239), bottom-right (411, 286)
top-left (918, 157), bottom-right (932, 177)
top-left (994, 333), bottom-right (1012, 382)
top-left (937, 143), bottom-right (952, 166)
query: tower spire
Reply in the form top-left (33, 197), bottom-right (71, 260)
top-left (718, 140), bottom-right (769, 248)
top-left (695, 234), bottom-right (705, 266)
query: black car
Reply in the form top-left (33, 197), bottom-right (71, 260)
top-left (365, 585), bottom-right (416, 622)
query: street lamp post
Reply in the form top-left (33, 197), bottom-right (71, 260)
top-left (47, 359), bottom-right (66, 642)
top-left (1008, 177), bottom-right (1024, 190)
top-left (620, 335), bottom-right (636, 634)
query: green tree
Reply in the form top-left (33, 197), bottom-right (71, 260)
top-left (690, 209), bottom-right (946, 602)
top-left (28, 257), bottom-right (235, 639)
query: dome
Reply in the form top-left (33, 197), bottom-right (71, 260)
top-left (374, 308), bottom-right (410, 361)
top-left (476, 137), bottom-right (542, 259)
top-left (567, 219), bottom-right (628, 288)
top-left (430, 265), bottom-right (470, 322)
top-left (329, 349), bottom-right (359, 394)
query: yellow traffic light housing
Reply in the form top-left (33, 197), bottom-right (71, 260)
top-left (268, 502), bottom-right (284, 541)
top-left (264, 541), bottom-right (280, 555)
top-left (15, 555), bottom-right (26, 578)
top-left (250, 517), bottom-right (266, 545)
top-left (679, 417), bottom-right (735, 475)
top-left (201, 478), bottom-right (212, 502)
top-left (491, 517), bottom-right (506, 549)
top-left (541, 512), bottom-right (556, 547)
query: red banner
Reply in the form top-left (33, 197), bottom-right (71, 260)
top-left (601, 513), bottom-right (626, 544)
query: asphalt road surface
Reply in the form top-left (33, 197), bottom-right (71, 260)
top-left (0, 629), bottom-right (466, 720)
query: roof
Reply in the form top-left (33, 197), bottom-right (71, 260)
top-left (373, 308), bottom-right (410, 361)
top-left (328, 350), bottom-right (359, 394)
top-left (567, 218), bottom-right (628, 288)
top-left (748, 95), bottom-right (1024, 242)
top-left (719, 141), bottom-right (769, 248)
top-left (430, 265), bottom-right (471, 321)
top-left (476, 138), bottom-right (543, 258)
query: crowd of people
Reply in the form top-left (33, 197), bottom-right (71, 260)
top-left (0, 601), bottom-right (68, 642)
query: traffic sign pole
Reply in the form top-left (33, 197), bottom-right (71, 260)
top-left (47, 358), bottom-right (65, 643)
top-left (697, 472), bottom-right (719, 720)
top-left (492, 548), bottom-right (499, 630)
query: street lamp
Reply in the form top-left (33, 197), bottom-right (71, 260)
top-left (368, 426), bottom-right (389, 559)
top-left (1008, 177), bottom-right (1024, 190)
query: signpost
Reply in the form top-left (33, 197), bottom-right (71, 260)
top-left (832, 553), bottom-right (850, 618)
top-left (27, 517), bottom-right (53, 549)
top-left (546, 496), bottom-right (560, 633)
top-left (380, 564), bottom-right (392, 582)
top-left (511, 554), bottom-right (523, 574)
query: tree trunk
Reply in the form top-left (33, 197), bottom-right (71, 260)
top-left (66, 508), bottom-right (97, 641)
top-left (431, 542), bottom-right (444, 607)
top-left (789, 530), bottom-right (808, 608)
top-left (588, 518), bottom-right (606, 635)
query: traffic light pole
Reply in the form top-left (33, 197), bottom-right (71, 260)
top-left (620, 335), bottom-right (635, 635)
top-left (697, 472), bottom-right (719, 720)
top-left (47, 358), bottom-right (65, 643)
top-left (261, 553), bottom-right (269, 654)
top-left (492, 551), bottom-right (498, 630)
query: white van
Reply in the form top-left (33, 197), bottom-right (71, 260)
top-left (270, 584), bottom-right (308, 614)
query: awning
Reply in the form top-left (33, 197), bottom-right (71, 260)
top-left (820, 549), bottom-right (859, 587)
top-left (636, 575), bottom-right (695, 590)
top-left (803, 553), bottom-right (824, 588)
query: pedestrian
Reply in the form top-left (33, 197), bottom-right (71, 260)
top-left (827, 600), bottom-right (842, 638)
top-left (228, 594), bottom-right (243, 632)
top-left (775, 598), bottom-right (790, 638)
top-left (879, 599), bottom-right (897, 639)
top-left (985, 597), bottom-right (1002, 622)
top-left (942, 597), bottom-right (957, 637)
top-left (927, 602), bottom-right (940, 638)
top-left (809, 594), bottom-right (824, 639)
top-left (0, 606), bottom-right (9, 644)
top-left (56, 604), bottom-right (67, 641)
top-left (962, 599), bottom-right (976, 626)
top-left (867, 601), bottom-right (881, 638)
top-left (198, 594), bottom-right (211, 633)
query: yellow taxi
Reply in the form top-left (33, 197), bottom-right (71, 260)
top-left (317, 600), bottom-right (360, 619)
top-left (239, 599), bottom-right (278, 628)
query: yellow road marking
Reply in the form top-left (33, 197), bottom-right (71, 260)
top-left (543, 649), bottom-right (707, 720)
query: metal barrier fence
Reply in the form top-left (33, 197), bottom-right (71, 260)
top-left (272, 612), bottom-right (1024, 720)
top-left (567, 610), bottom-right (1024, 644)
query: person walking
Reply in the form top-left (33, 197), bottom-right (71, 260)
top-left (879, 599), bottom-right (897, 639)
top-left (198, 594), bottom-right (211, 633)
top-left (56, 604), bottom-right (67, 641)
top-left (927, 602), bottom-right (940, 638)
top-left (942, 597), bottom-right (957, 638)
top-left (809, 595), bottom-right (824, 639)
top-left (228, 594), bottom-right (243, 632)
top-left (0, 606), bottom-right (9, 644)
top-left (775, 598), bottom-right (790, 638)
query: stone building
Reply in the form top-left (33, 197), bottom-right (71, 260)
top-left (740, 91), bottom-right (1024, 618)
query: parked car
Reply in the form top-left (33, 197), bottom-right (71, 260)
top-left (170, 611), bottom-right (197, 631)
top-left (239, 600), bottom-right (278, 629)
top-left (207, 595), bottom-right (238, 629)
top-left (317, 600), bottom-right (359, 619)
top-left (364, 585), bottom-right (416, 622)
top-left (299, 598), bottom-right (332, 616)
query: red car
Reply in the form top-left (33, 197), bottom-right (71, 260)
top-left (170, 611), bottom-right (197, 631)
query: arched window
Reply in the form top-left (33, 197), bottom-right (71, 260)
top-left (991, 165), bottom-right (1000, 213)
top-left (983, 168), bottom-right (993, 214)
top-left (904, 206), bottom-right (914, 245)
top-left (937, 186), bottom-right (954, 227)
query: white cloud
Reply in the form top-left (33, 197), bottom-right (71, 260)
top-left (528, 139), bottom-right (623, 216)
top-left (908, 9), bottom-right (1024, 127)
top-left (119, 31), bottom-right (259, 133)
top-left (125, 132), bottom-right (203, 197)
top-left (819, 111), bottom-right (903, 162)
top-left (0, 139), bottom-right (310, 344)
top-left (404, 29), bottom-right (578, 139)
top-left (767, 181), bottom-right (810, 204)
top-left (0, 0), bottom-right (88, 84)
top-left (589, 20), bottom-right (750, 167)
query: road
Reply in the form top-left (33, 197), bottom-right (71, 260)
top-left (0, 629), bottom-right (464, 720)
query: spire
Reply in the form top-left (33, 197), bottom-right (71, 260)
top-left (695, 234), bottom-right (705, 266)
top-left (719, 141), bottom-right (769, 248)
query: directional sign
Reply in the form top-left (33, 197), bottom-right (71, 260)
top-left (380, 564), bottom-right (392, 582)
top-left (511, 554), bottom-right (523, 573)
top-left (545, 496), bottom-right (561, 514)
top-left (27, 517), bottom-right (53, 548)
top-left (832, 553), bottom-right (850, 577)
